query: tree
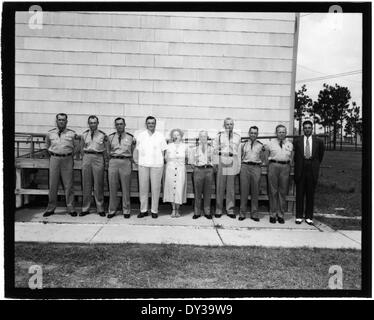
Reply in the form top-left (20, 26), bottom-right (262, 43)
top-left (313, 83), bottom-right (351, 150)
top-left (345, 102), bottom-right (361, 150)
top-left (311, 100), bottom-right (331, 148)
top-left (356, 120), bottom-right (363, 142)
top-left (294, 85), bottom-right (313, 135)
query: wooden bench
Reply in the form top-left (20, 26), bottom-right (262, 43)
top-left (15, 132), bottom-right (298, 212)
top-left (15, 157), bottom-right (296, 213)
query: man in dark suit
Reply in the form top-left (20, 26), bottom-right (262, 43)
top-left (293, 119), bottom-right (325, 225)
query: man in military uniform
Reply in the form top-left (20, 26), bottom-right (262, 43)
top-left (188, 130), bottom-right (215, 219)
top-left (239, 126), bottom-right (264, 222)
top-left (79, 115), bottom-right (108, 217)
top-left (107, 117), bottom-right (135, 219)
top-left (43, 113), bottom-right (78, 217)
top-left (264, 124), bottom-right (294, 224)
top-left (213, 118), bottom-right (241, 218)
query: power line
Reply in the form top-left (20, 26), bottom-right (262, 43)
top-left (297, 64), bottom-right (326, 75)
top-left (300, 13), bottom-right (313, 17)
top-left (297, 64), bottom-right (362, 84)
top-left (297, 70), bottom-right (362, 83)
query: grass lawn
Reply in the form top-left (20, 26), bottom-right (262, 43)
top-left (15, 243), bottom-right (361, 290)
top-left (315, 216), bottom-right (361, 231)
top-left (315, 150), bottom-right (362, 218)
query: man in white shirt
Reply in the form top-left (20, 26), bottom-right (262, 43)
top-left (134, 116), bottom-right (167, 218)
top-left (213, 118), bottom-right (241, 218)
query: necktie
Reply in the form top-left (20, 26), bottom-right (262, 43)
top-left (251, 141), bottom-right (254, 150)
top-left (118, 134), bottom-right (121, 145)
top-left (91, 131), bottom-right (94, 141)
top-left (202, 143), bottom-right (206, 154)
top-left (58, 130), bottom-right (62, 137)
top-left (305, 137), bottom-right (311, 158)
top-left (279, 140), bottom-right (283, 148)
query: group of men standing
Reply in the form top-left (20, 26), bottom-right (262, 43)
top-left (43, 113), bottom-right (324, 225)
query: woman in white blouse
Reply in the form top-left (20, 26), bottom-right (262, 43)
top-left (163, 128), bottom-right (187, 217)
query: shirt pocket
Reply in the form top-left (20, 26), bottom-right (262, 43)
top-left (97, 137), bottom-right (104, 145)
top-left (285, 144), bottom-right (293, 153)
top-left (50, 135), bottom-right (58, 142)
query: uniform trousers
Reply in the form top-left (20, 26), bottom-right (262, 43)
top-left (46, 155), bottom-right (75, 213)
top-left (215, 164), bottom-right (236, 215)
top-left (138, 165), bottom-right (164, 214)
top-left (193, 166), bottom-right (214, 216)
top-left (108, 158), bottom-right (132, 215)
top-left (81, 153), bottom-right (105, 213)
top-left (239, 163), bottom-right (261, 218)
top-left (268, 162), bottom-right (290, 218)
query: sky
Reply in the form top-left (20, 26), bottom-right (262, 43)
top-left (296, 13), bottom-right (362, 115)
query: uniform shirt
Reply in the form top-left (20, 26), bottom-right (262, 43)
top-left (241, 140), bottom-right (263, 163)
top-left (304, 135), bottom-right (313, 157)
top-left (135, 130), bottom-right (167, 167)
top-left (264, 139), bottom-right (293, 162)
top-left (188, 143), bottom-right (214, 166)
top-left (81, 129), bottom-right (107, 153)
top-left (213, 130), bottom-right (241, 156)
top-left (213, 130), bottom-right (242, 174)
top-left (45, 127), bottom-right (76, 154)
top-left (108, 131), bottom-right (135, 157)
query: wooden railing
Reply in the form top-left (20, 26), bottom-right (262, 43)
top-left (17, 132), bottom-right (328, 212)
top-left (15, 157), bottom-right (296, 212)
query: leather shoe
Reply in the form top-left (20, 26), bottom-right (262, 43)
top-left (143, 211), bottom-right (149, 217)
top-left (79, 211), bottom-right (90, 217)
top-left (238, 216), bottom-right (246, 221)
top-left (305, 218), bottom-right (314, 225)
top-left (98, 212), bottom-right (106, 217)
top-left (43, 211), bottom-right (54, 217)
top-left (227, 214), bottom-right (236, 219)
top-left (251, 216), bottom-right (260, 222)
top-left (137, 212), bottom-right (146, 218)
top-left (70, 211), bottom-right (78, 217)
top-left (295, 218), bottom-right (302, 224)
top-left (214, 214), bottom-right (222, 218)
top-left (107, 213), bottom-right (115, 219)
top-left (277, 217), bottom-right (285, 224)
top-left (192, 215), bottom-right (200, 219)
top-left (152, 213), bottom-right (158, 219)
top-left (205, 215), bottom-right (212, 220)
top-left (123, 214), bottom-right (130, 219)
top-left (269, 217), bottom-right (276, 224)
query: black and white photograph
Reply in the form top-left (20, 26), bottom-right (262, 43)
top-left (2, 1), bottom-right (371, 300)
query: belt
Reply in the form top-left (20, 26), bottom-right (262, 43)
top-left (242, 161), bottom-right (261, 166)
top-left (111, 155), bottom-right (131, 159)
top-left (195, 165), bottom-right (213, 169)
top-left (84, 150), bottom-right (103, 155)
top-left (270, 159), bottom-right (290, 165)
top-left (304, 158), bottom-right (313, 160)
top-left (49, 151), bottom-right (72, 157)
